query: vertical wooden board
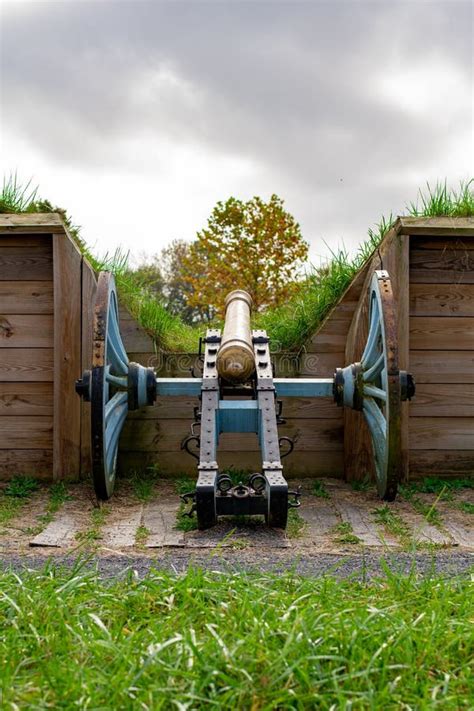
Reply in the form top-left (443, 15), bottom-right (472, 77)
top-left (53, 234), bottom-right (82, 479)
top-left (80, 260), bottom-right (97, 476)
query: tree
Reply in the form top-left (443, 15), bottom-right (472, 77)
top-left (181, 194), bottom-right (308, 317)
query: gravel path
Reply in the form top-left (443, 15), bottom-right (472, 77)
top-left (1, 550), bottom-right (472, 580)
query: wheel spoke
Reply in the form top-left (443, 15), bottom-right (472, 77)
top-left (106, 372), bottom-right (128, 388)
top-left (363, 384), bottom-right (387, 401)
top-left (105, 396), bottom-right (128, 476)
top-left (361, 317), bottom-right (382, 369)
top-left (363, 397), bottom-right (387, 472)
top-left (105, 391), bottom-right (128, 425)
top-left (363, 352), bottom-right (384, 382)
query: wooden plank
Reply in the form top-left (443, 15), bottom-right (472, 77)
top-left (117, 450), bottom-right (345, 477)
top-left (120, 318), bottom-right (156, 352)
top-left (143, 501), bottom-right (185, 547)
top-left (119, 418), bottom-right (344, 452)
top-left (0, 245), bottom-right (53, 280)
top-left (0, 314), bottom-right (53, 348)
top-left (410, 249), bottom-right (474, 283)
top-left (300, 351), bottom-right (345, 377)
top-left (0, 382), bottom-right (53, 416)
top-left (0, 449), bottom-right (53, 478)
top-left (0, 348), bottom-right (53, 381)
top-left (409, 418), bottom-right (474, 450)
top-left (398, 216), bottom-right (474, 236)
top-left (0, 417), bottom-right (53, 449)
top-left (0, 281), bottom-right (54, 314)
top-left (0, 213), bottom-right (64, 233)
top-left (410, 450), bottom-right (474, 476)
top-left (409, 350), bottom-right (474, 383)
top-left (396, 506), bottom-right (453, 546)
top-left (53, 235), bottom-right (82, 480)
top-left (410, 283), bottom-right (474, 316)
top-left (80, 260), bottom-right (97, 476)
top-left (410, 384), bottom-right (474, 417)
top-left (410, 316), bottom-right (474, 350)
top-left (0, 235), bottom-right (55, 247)
top-left (306, 319), bottom-right (350, 353)
top-left (411, 237), bottom-right (474, 250)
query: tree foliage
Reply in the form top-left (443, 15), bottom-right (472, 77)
top-left (181, 195), bottom-right (308, 318)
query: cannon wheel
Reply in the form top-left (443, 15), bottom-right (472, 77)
top-left (360, 271), bottom-right (402, 501)
top-left (91, 272), bottom-right (130, 500)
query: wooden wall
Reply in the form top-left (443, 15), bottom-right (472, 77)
top-left (0, 214), bottom-right (96, 480)
top-left (0, 232), bottom-right (54, 476)
top-left (408, 231), bottom-right (474, 476)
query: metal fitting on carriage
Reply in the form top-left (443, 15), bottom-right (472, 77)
top-left (127, 362), bottom-right (157, 410)
top-left (75, 370), bottom-right (91, 401)
top-left (333, 363), bottom-right (363, 410)
top-left (400, 371), bottom-right (416, 401)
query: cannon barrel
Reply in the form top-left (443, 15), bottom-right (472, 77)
top-left (216, 290), bottom-right (255, 383)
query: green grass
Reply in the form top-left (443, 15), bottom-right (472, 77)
top-left (351, 476), bottom-right (371, 492)
top-left (333, 521), bottom-right (361, 545)
top-left (0, 476), bottom-right (40, 531)
top-left (2, 175), bottom-right (473, 353)
top-left (400, 486), bottom-right (443, 528)
top-left (372, 505), bottom-right (412, 547)
top-left (4, 475), bottom-right (39, 498)
top-left (1, 564), bottom-right (472, 708)
top-left (130, 468), bottom-right (160, 503)
top-left (75, 504), bottom-right (110, 543)
top-left (135, 525), bottom-right (150, 547)
top-left (459, 502), bottom-right (474, 515)
top-left (25, 482), bottom-right (72, 536)
top-left (405, 477), bottom-right (473, 499)
top-left (286, 508), bottom-right (307, 538)
top-left (312, 479), bottom-right (330, 498)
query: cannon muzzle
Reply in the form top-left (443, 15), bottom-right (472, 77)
top-left (217, 290), bottom-right (255, 383)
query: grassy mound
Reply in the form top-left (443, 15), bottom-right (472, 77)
top-left (1, 175), bottom-right (472, 352)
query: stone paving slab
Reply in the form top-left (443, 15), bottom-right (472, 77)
top-left (30, 502), bottom-right (85, 548)
top-left (300, 498), bottom-right (340, 537)
top-left (334, 499), bottom-right (398, 547)
top-left (100, 505), bottom-right (144, 548)
top-left (185, 523), bottom-right (291, 548)
top-left (143, 502), bottom-right (185, 547)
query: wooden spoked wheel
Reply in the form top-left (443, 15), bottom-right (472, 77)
top-left (90, 272), bottom-right (130, 500)
top-left (359, 271), bottom-right (401, 501)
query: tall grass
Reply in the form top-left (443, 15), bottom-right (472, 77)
top-left (0, 564), bottom-right (472, 708)
top-left (1, 175), bottom-right (472, 353)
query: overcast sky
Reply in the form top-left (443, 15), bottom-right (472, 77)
top-left (1, 0), bottom-right (472, 265)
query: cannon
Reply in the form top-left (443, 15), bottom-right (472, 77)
top-left (76, 269), bottom-right (415, 529)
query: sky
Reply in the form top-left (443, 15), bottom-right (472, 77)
top-left (1, 0), bottom-right (472, 266)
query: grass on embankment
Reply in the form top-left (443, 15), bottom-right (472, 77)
top-left (0, 564), bottom-right (472, 708)
top-left (1, 175), bottom-right (473, 352)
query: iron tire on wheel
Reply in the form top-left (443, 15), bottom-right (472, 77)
top-left (91, 272), bottom-right (130, 500)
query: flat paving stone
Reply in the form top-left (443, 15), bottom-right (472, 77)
top-left (100, 505), bottom-right (143, 548)
top-left (334, 499), bottom-right (399, 547)
top-left (185, 522), bottom-right (291, 548)
top-left (143, 502), bottom-right (184, 547)
top-left (300, 499), bottom-right (340, 537)
top-left (30, 502), bottom-right (83, 548)
top-left (396, 508), bottom-right (454, 546)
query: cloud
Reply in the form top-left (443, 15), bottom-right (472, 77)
top-left (1, 0), bottom-right (472, 260)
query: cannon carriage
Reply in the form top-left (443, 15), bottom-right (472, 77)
top-left (76, 269), bottom-right (415, 529)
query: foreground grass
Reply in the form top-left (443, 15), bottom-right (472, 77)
top-left (0, 565), bottom-right (472, 708)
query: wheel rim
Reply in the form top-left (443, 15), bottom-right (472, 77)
top-left (360, 271), bottom-right (401, 501)
top-left (91, 272), bottom-right (129, 500)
